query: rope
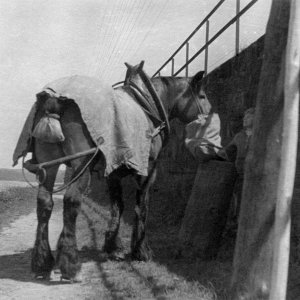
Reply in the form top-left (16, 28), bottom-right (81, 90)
top-left (22, 156), bottom-right (39, 189)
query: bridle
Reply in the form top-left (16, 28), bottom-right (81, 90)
top-left (187, 81), bottom-right (207, 116)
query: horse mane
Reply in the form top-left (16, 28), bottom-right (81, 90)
top-left (152, 75), bottom-right (212, 117)
top-left (153, 76), bottom-right (189, 88)
top-left (151, 76), bottom-right (190, 100)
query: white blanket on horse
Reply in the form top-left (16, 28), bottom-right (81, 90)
top-left (13, 75), bottom-right (152, 176)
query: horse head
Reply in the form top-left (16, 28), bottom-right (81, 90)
top-left (171, 70), bottom-right (212, 124)
top-left (124, 62), bottom-right (211, 126)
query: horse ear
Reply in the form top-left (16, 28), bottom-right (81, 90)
top-left (138, 60), bottom-right (145, 70)
top-left (190, 70), bottom-right (205, 90)
top-left (36, 91), bottom-right (49, 101)
top-left (124, 62), bottom-right (132, 69)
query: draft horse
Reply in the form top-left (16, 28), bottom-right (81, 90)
top-left (28, 62), bottom-right (211, 281)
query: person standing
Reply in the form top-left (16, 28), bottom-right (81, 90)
top-left (218, 107), bottom-right (255, 230)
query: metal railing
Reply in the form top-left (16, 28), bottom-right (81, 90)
top-left (152, 0), bottom-right (259, 78)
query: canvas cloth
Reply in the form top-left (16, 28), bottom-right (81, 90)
top-left (13, 75), bottom-right (152, 176)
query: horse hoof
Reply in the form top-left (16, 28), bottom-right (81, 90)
top-left (60, 274), bottom-right (82, 283)
top-left (174, 248), bottom-right (183, 259)
top-left (33, 272), bottom-right (51, 281)
top-left (108, 251), bottom-right (126, 261)
top-left (53, 268), bottom-right (61, 274)
top-left (131, 244), bottom-right (153, 261)
top-left (131, 250), bottom-right (152, 262)
top-left (103, 234), bottom-right (123, 254)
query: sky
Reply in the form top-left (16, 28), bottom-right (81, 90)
top-left (0, 0), bottom-right (272, 169)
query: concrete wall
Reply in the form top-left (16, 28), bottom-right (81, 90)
top-left (86, 34), bottom-right (300, 261)
top-left (88, 36), bottom-right (266, 226)
top-left (149, 36), bottom-right (266, 225)
top-left (202, 35), bottom-right (264, 144)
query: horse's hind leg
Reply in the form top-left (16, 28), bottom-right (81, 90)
top-left (56, 167), bottom-right (90, 281)
top-left (103, 171), bottom-right (124, 258)
top-left (131, 163), bottom-right (157, 261)
top-left (31, 145), bottom-right (61, 279)
top-left (55, 98), bottom-right (94, 281)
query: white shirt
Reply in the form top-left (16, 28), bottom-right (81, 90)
top-left (184, 113), bottom-right (222, 157)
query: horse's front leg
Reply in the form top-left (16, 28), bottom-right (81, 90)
top-left (31, 165), bottom-right (59, 279)
top-left (103, 171), bottom-right (124, 258)
top-left (56, 168), bottom-right (90, 281)
top-left (131, 163), bottom-right (157, 261)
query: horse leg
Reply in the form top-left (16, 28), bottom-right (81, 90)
top-left (31, 144), bottom-right (61, 279)
top-left (56, 163), bottom-right (91, 281)
top-left (55, 99), bottom-right (94, 280)
top-left (131, 163), bottom-right (157, 261)
top-left (103, 171), bottom-right (124, 258)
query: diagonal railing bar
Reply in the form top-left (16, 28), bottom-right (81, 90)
top-left (172, 0), bottom-right (258, 76)
top-left (152, 0), bottom-right (226, 78)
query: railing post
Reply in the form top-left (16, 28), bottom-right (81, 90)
top-left (172, 58), bottom-right (175, 76)
top-left (186, 42), bottom-right (189, 77)
top-left (205, 20), bottom-right (210, 75)
top-left (236, 0), bottom-right (240, 55)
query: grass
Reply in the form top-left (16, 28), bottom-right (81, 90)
top-left (2, 182), bottom-right (300, 299)
top-left (0, 186), bottom-right (36, 209)
top-left (0, 179), bottom-right (234, 299)
top-left (79, 182), bottom-right (234, 300)
top-left (0, 185), bottom-right (38, 230)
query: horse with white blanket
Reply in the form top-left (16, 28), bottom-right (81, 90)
top-left (13, 62), bottom-right (222, 281)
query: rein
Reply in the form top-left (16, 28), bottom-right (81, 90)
top-left (22, 146), bottom-right (100, 194)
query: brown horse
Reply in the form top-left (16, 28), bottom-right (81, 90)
top-left (24, 63), bottom-right (212, 281)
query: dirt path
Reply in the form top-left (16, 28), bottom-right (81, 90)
top-left (0, 181), bottom-right (220, 300)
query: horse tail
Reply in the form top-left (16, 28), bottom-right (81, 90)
top-left (36, 91), bottom-right (63, 115)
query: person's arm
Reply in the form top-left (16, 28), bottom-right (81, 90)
top-left (217, 137), bottom-right (238, 162)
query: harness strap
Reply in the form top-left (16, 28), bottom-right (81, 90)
top-left (113, 80), bottom-right (166, 136)
top-left (123, 70), bottom-right (170, 144)
top-left (138, 70), bottom-right (171, 143)
top-left (127, 81), bottom-right (169, 141)
top-left (127, 82), bottom-right (163, 123)
top-left (112, 81), bottom-right (125, 88)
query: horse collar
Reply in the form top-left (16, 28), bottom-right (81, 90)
top-left (124, 69), bottom-right (171, 144)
